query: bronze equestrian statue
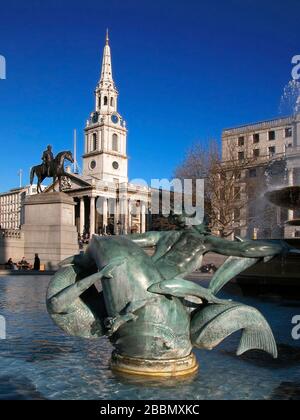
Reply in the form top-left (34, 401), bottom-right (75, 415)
top-left (30, 147), bottom-right (74, 193)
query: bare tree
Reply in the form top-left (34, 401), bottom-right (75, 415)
top-left (175, 139), bottom-right (259, 238)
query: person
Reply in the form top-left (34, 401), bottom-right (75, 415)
top-left (6, 258), bottom-right (14, 270)
top-left (42, 145), bottom-right (54, 177)
top-left (33, 254), bottom-right (40, 271)
top-left (18, 257), bottom-right (29, 271)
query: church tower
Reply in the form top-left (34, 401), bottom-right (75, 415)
top-left (83, 31), bottom-right (128, 183)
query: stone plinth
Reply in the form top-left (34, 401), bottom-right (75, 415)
top-left (22, 192), bottom-right (78, 269)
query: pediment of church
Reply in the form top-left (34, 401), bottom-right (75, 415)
top-left (44, 173), bottom-right (93, 193)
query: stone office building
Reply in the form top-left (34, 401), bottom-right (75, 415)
top-left (222, 113), bottom-right (300, 239)
top-left (0, 184), bottom-right (41, 231)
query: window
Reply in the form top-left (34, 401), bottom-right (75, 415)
top-left (98, 96), bottom-right (101, 107)
top-left (112, 134), bottom-right (119, 152)
top-left (238, 136), bottom-right (245, 147)
top-left (234, 228), bottom-right (241, 237)
top-left (234, 187), bottom-right (241, 200)
top-left (235, 171), bottom-right (241, 180)
top-left (110, 97), bottom-right (114, 107)
top-left (269, 146), bottom-right (276, 156)
top-left (268, 131), bottom-right (276, 141)
top-left (253, 149), bottom-right (260, 158)
top-left (285, 127), bottom-right (292, 138)
top-left (92, 133), bottom-right (97, 151)
top-left (104, 96), bottom-right (108, 106)
top-left (238, 152), bottom-right (245, 161)
top-left (90, 160), bottom-right (97, 170)
top-left (253, 133), bottom-right (260, 144)
top-left (234, 208), bottom-right (241, 220)
top-left (249, 168), bottom-right (257, 178)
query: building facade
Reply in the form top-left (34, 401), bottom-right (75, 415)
top-left (222, 113), bottom-right (300, 239)
top-left (0, 185), bottom-right (42, 230)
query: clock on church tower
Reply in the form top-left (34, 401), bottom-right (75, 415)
top-left (83, 31), bottom-right (128, 184)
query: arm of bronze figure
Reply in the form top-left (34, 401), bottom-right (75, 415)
top-left (125, 231), bottom-right (169, 248)
top-left (205, 235), bottom-right (285, 258)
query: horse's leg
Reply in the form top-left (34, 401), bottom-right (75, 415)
top-left (37, 174), bottom-right (41, 194)
top-left (39, 174), bottom-right (46, 193)
top-left (53, 176), bottom-right (56, 192)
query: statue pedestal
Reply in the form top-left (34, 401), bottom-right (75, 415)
top-left (22, 192), bottom-right (78, 269)
top-left (111, 352), bottom-right (199, 378)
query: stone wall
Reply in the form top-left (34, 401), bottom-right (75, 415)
top-left (0, 230), bottom-right (25, 263)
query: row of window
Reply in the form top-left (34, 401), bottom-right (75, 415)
top-left (237, 144), bottom-right (292, 160)
top-left (238, 127), bottom-right (293, 146)
top-left (98, 95), bottom-right (115, 108)
top-left (0, 197), bottom-right (20, 204)
top-left (89, 133), bottom-right (119, 153)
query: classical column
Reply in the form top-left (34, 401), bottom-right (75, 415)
top-left (141, 201), bottom-right (146, 233)
top-left (102, 197), bottom-right (108, 234)
top-left (90, 196), bottom-right (96, 236)
top-left (80, 197), bottom-right (85, 235)
top-left (114, 198), bottom-right (119, 235)
top-left (128, 199), bottom-right (132, 233)
top-left (119, 197), bottom-right (128, 235)
top-left (288, 168), bottom-right (294, 221)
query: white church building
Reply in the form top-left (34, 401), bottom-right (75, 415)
top-left (51, 31), bottom-right (151, 236)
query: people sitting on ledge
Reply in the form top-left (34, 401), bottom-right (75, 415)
top-left (5, 258), bottom-right (17, 270)
top-left (17, 257), bottom-right (32, 271)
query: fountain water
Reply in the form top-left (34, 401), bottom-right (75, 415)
top-left (279, 79), bottom-right (300, 116)
top-left (265, 186), bottom-right (300, 226)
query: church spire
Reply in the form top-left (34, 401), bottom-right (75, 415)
top-left (94, 31), bottom-right (118, 113)
top-left (100, 29), bottom-right (114, 86)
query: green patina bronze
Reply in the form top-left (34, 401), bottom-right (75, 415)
top-left (46, 219), bottom-right (299, 365)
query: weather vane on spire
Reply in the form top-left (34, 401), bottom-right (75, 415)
top-left (106, 28), bottom-right (109, 45)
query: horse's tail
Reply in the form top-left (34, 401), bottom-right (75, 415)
top-left (30, 167), bottom-right (35, 185)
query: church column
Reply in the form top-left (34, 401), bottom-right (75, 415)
top-left (90, 196), bottom-right (96, 236)
top-left (120, 197), bottom-right (128, 235)
top-left (141, 202), bottom-right (146, 233)
top-left (128, 199), bottom-right (132, 234)
top-left (114, 198), bottom-right (119, 235)
top-left (102, 197), bottom-right (108, 234)
top-left (79, 197), bottom-right (85, 235)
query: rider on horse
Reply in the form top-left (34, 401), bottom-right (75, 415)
top-left (42, 145), bottom-right (54, 177)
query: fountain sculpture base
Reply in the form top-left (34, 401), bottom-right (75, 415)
top-left (111, 352), bottom-right (199, 378)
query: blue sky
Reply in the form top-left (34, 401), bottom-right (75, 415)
top-left (0, 0), bottom-right (299, 191)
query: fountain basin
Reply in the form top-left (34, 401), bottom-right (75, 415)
top-left (265, 187), bottom-right (300, 210)
top-left (0, 275), bottom-right (299, 400)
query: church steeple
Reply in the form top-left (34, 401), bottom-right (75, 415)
top-left (99, 29), bottom-right (114, 86)
top-left (83, 31), bottom-right (128, 184)
top-left (95, 30), bottom-right (118, 113)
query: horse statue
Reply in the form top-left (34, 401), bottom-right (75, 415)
top-left (30, 151), bottom-right (74, 193)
